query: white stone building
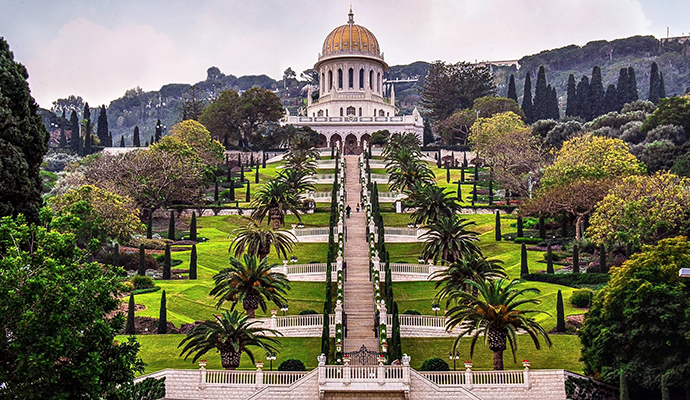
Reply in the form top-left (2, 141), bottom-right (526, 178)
top-left (284, 8), bottom-right (424, 155)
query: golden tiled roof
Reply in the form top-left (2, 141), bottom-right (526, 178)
top-left (322, 9), bottom-right (380, 58)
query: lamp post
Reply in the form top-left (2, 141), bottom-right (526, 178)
top-left (449, 351), bottom-right (460, 371)
top-left (432, 303), bottom-right (440, 317)
top-left (280, 306), bottom-right (288, 316)
top-left (266, 351), bottom-right (277, 371)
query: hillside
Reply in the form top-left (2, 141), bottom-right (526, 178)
top-left (39, 35), bottom-right (690, 146)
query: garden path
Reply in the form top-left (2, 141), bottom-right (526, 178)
top-left (342, 155), bottom-right (379, 352)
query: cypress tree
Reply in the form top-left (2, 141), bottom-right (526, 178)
top-left (460, 165), bottom-right (465, 182)
top-left (472, 182), bottom-right (477, 204)
top-left (245, 181), bottom-right (251, 202)
top-left (565, 74), bottom-right (578, 117)
top-left (648, 62), bottom-right (661, 104)
top-left (331, 146), bottom-right (334, 158)
top-left (659, 71), bottom-right (666, 99)
top-left (507, 74), bottom-right (518, 102)
top-left (145, 139), bottom-right (150, 147)
top-left (599, 244), bottom-right (607, 273)
top-left (517, 217), bottom-right (523, 237)
top-left (321, 303), bottom-right (330, 362)
top-left (168, 210), bottom-right (175, 240)
top-left (250, 153), bottom-right (254, 167)
top-left (138, 244), bottom-right (146, 276)
top-left (589, 66), bottom-right (605, 119)
top-left (255, 164), bottom-right (259, 183)
top-left (125, 293), bottom-right (135, 335)
top-left (108, 132), bottom-right (113, 148)
top-left (262, 153), bottom-right (266, 168)
top-left (446, 165), bottom-right (450, 183)
top-left (214, 181), bottom-right (219, 204)
top-left (572, 244), bottom-right (580, 273)
top-left (494, 211), bottom-right (502, 241)
top-left (473, 163), bottom-right (479, 182)
top-left (627, 67), bottom-right (638, 102)
top-left (539, 216), bottom-right (546, 239)
top-left (163, 244), bottom-right (171, 280)
top-left (547, 245), bottom-right (554, 274)
top-left (521, 71), bottom-right (534, 123)
top-left (520, 244), bottom-right (529, 276)
top-left (158, 290), bottom-right (167, 334)
top-left (82, 103), bottom-right (92, 156)
top-left (155, 119), bottom-right (163, 142)
top-left (189, 244), bottom-right (198, 279)
top-left (604, 84), bottom-right (618, 113)
top-left (533, 66), bottom-right (549, 121)
top-left (59, 126), bottom-right (68, 149)
top-left (240, 164), bottom-right (245, 182)
top-left (229, 179), bottom-right (235, 201)
top-left (133, 126), bottom-right (141, 147)
top-left (616, 68), bottom-right (630, 110)
top-left (146, 209), bottom-right (153, 239)
top-left (548, 85), bottom-right (560, 120)
top-left (556, 290), bottom-right (565, 333)
top-left (227, 163), bottom-right (233, 182)
top-left (457, 180), bottom-right (462, 201)
top-left (97, 105), bottom-right (108, 145)
top-left (576, 76), bottom-right (591, 121)
top-left (113, 243), bottom-right (120, 266)
top-left (120, 135), bottom-right (125, 147)
top-left (190, 212), bottom-right (197, 241)
top-left (462, 152), bottom-right (468, 168)
top-left (70, 110), bottom-right (80, 152)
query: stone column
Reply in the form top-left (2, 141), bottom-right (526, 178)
top-left (402, 354), bottom-right (411, 386)
top-left (395, 200), bottom-right (402, 214)
top-left (523, 361), bottom-right (532, 389)
top-left (270, 309), bottom-right (277, 329)
top-left (318, 354), bottom-right (327, 386)
top-left (335, 302), bottom-right (343, 324)
top-left (336, 255), bottom-right (343, 271)
top-left (464, 362), bottom-right (474, 390)
top-left (255, 362), bottom-right (264, 388)
top-left (199, 360), bottom-right (207, 390)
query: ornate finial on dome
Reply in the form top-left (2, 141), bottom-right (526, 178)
top-left (348, 6), bottom-right (354, 24)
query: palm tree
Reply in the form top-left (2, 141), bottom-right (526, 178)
top-left (277, 168), bottom-right (315, 196)
top-left (408, 184), bottom-right (461, 226)
top-left (250, 179), bottom-right (302, 230)
top-left (387, 155), bottom-right (436, 193)
top-left (283, 150), bottom-right (317, 172)
top-left (431, 255), bottom-right (507, 306)
top-left (230, 218), bottom-right (296, 260)
top-left (178, 310), bottom-right (281, 370)
top-left (210, 254), bottom-right (290, 318)
top-left (420, 216), bottom-right (481, 264)
top-left (383, 132), bottom-right (422, 159)
top-left (446, 278), bottom-right (552, 370)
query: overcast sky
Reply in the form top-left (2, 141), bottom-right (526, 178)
top-left (1, 0), bottom-right (688, 108)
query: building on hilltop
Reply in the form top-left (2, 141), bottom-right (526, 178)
top-left (284, 8), bottom-right (424, 155)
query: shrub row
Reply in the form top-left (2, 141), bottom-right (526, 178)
top-left (521, 273), bottom-right (609, 288)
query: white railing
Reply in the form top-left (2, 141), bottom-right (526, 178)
top-left (370, 173), bottom-right (388, 181)
top-left (312, 192), bottom-right (332, 199)
top-left (262, 371), bottom-right (309, 385)
top-left (350, 366), bottom-right (379, 380)
top-left (473, 370), bottom-right (525, 385)
top-left (316, 160), bottom-right (336, 167)
top-left (320, 365), bottom-right (407, 382)
top-left (285, 263), bottom-right (328, 274)
top-left (385, 228), bottom-right (418, 237)
top-left (389, 263), bottom-right (430, 274)
top-left (386, 314), bottom-right (446, 328)
top-left (206, 370), bottom-right (256, 384)
top-left (314, 174), bottom-right (335, 181)
top-left (273, 314), bottom-right (335, 328)
top-left (294, 227), bottom-right (330, 237)
top-left (421, 372), bottom-right (466, 385)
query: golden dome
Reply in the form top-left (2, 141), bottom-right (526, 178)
top-left (321, 8), bottom-right (381, 59)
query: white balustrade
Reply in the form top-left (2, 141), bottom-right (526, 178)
top-left (389, 263), bottom-right (430, 274)
top-left (285, 263), bottom-right (328, 274)
top-left (293, 227), bottom-right (330, 237)
top-left (420, 372), bottom-right (466, 385)
top-left (472, 370), bottom-right (525, 386)
top-left (385, 314), bottom-right (446, 328)
top-left (206, 370), bottom-right (256, 384)
top-left (262, 371), bottom-right (309, 385)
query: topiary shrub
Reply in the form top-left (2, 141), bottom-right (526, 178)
top-left (402, 310), bottom-right (421, 315)
top-left (278, 359), bottom-right (306, 371)
top-left (299, 309), bottom-right (319, 315)
top-left (570, 289), bottom-right (594, 308)
top-left (131, 275), bottom-right (156, 290)
top-left (420, 357), bottom-right (449, 371)
top-left (130, 237), bottom-right (169, 250)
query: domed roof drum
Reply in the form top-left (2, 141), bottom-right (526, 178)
top-left (320, 8), bottom-right (382, 61)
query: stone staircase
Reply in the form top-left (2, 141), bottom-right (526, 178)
top-left (342, 155), bottom-right (379, 352)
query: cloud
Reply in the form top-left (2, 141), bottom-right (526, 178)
top-left (26, 18), bottom-right (200, 107)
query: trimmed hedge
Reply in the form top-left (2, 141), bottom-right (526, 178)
top-left (514, 237), bottom-right (543, 245)
top-left (521, 273), bottom-right (609, 288)
top-left (278, 359), bottom-right (306, 371)
top-left (132, 286), bottom-right (161, 295)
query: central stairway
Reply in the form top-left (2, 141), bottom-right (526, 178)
top-left (342, 155), bottom-right (379, 352)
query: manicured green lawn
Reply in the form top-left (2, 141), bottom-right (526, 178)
top-left (403, 335), bottom-right (582, 372)
top-left (121, 334), bottom-right (323, 375)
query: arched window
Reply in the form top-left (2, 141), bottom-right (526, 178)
top-left (348, 68), bottom-right (354, 89)
top-left (340, 107), bottom-right (343, 117)
top-left (328, 71), bottom-right (333, 91)
top-left (374, 108), bottom-right (376, 116)
top-left (321, 73), bottom-right (325, 93)
top-left (377, 73), bottom-right (381, 93)
top-left (379, 110), bottom-right (385, 116)
top-left (338, 69), bottom-right (343, 90)
top-left (369, 70), bottom-right (374, 90)
top-left (317, 110), bottom-right (324, 117)
top-left (358, 107), bottom-right (362, 116)
top-left (359, 69), bottom-right (364, 89)
top-left (326, 109), bottom-right (329, 117)
top-left (347, 106), bottom-right (355, 116)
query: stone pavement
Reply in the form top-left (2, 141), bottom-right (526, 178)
top-left (342, 155), bottom-right (379, 352)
